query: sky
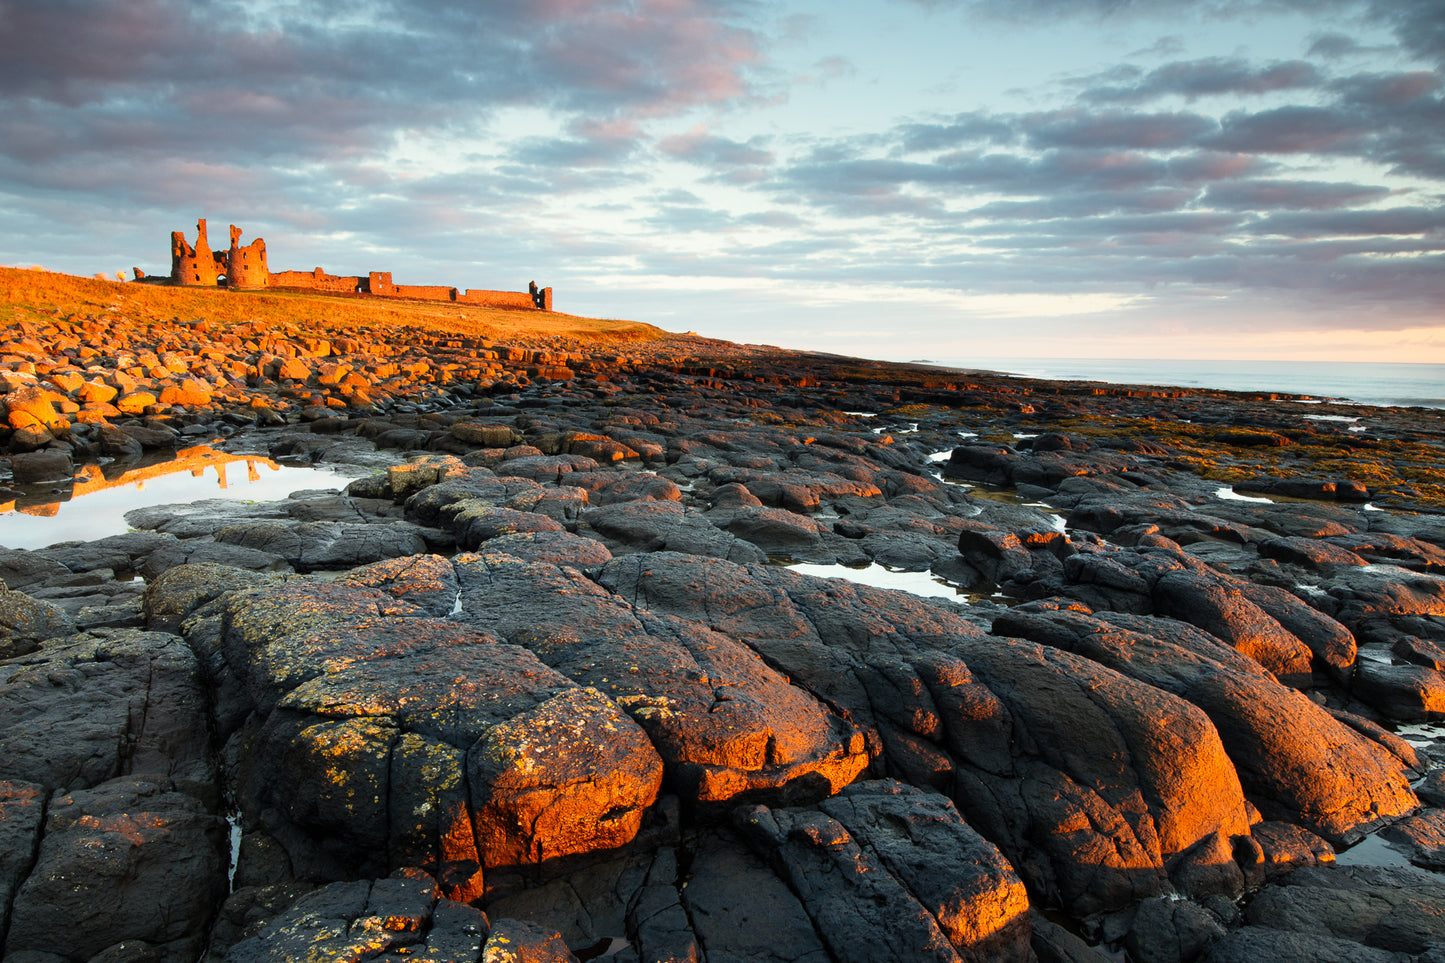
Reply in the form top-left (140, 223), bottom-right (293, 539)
top-left (1, 0), bottom-right (1442, 364)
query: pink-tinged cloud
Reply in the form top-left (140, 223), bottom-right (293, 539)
top-left (1210, 106), bottom-right (1374, 154)
top-left (658, 127), bottom-right (774, 166)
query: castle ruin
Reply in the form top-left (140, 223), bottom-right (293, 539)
top-left (164, 218), bottom-right (551, 310)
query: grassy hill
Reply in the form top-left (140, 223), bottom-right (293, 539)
top-left (0, 267), bottom-right (669, 347)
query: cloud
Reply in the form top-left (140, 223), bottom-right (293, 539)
top-left (1244, 206), bottom-right (1445, 237)
top-left (1021, 108), bottom-right (1218, 149)
top-left (1079, 57), bottom-right (1324, 104)
top-left (658, 128), bottom-right (775, 167)
top-left (1201, 179), bottom-right (1395, 209)
top-left (1209, 105), bottom-right (1374, 154)
top-left (0, 0), bottom-right (767, 168)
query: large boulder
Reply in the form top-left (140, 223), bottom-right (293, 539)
top-left (212, 578), bottom-right (664, 889)
top-left (596, 552), bottom-right (1254, 916)
top-left (449, 552), bottom-right (871, 807)
top-left (993, 607), bottom-right (1418, 845)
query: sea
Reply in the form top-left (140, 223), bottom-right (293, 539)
top-left (909, 358), bottom-right (1445, 410)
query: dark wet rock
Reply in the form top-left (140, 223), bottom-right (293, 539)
top-left (3, 776), bottom-right (227, 963)
top-left (682, 830), bottom-right (831, 963)
top-left (212, 577), bottom-right (663, 886)
top-left (558, 470), bottom-right (679, 504)
top-left (581, 499), bottom-right (768, 563)
top-left (1243, 821), bottom-right (1335, 884)
top-left (717, 504), bottom-right (833, 558)
top-left (1203, 928), bottom-right (1410, 963)
top-left (401, 471), bottom-right (540, 523)
top-left (956, 520), bottom-right (1070, 586)
top-left (0, 779), bottom-right (46, 942)
top-left (1153, 571), bottom-right (1316, 687)
top-left (202, 881), bottom-right (314, 963)
top-left (446, 504), bottom-right (566, 550)
top-left (1259, 536), bottom-right (1370, 569)
top-left (480, 918), bottom-right (581, 963)
top-left (140, 539), bottom-right (294, 580)
top-left (738, 781), bottom-right (1031, 963)
top-left (0, 587), bottom-right (77, 649)
top-left (708, 466), bottom-right (884, 513)
top-left (1236, 581), bottom-right (1358, 683)
top-left (482, 845), bottom-right (655, 958)
top-left (97, 423), bottom-right (145, 458)
top-left (214, 519), bottom-right (430, 570)
top-left (1332, 532), bottom-right (1445, 571)
top-left (1124, 896), bottom-right (1226, 963)
top-left (496, 453), bottom-right (602, 484)
top-left (143, 562), bottom-right (279, 633)
top-left (124, 498), bottom-right (295, 538)
top-left (10, 448), bottom-right (73, 484)
top-left (485, 530), bottom-right (613, 568)
top-left (1379, 808), bottom-right (1445, 870)
top-left (468, 685), bottom-right (664, 870)
top-left (1351, 657), bottom-right (1445, 721)
top-left (815, 780), bottom-right (1032, 962)
top-left (1324, 566), bottom-right (1445, 640)
top-left (0, 629), bottom-right (217, 798)
top-left (34, 531), bottom-right (178, 576)
top-left (0, 548), bottom-right (73, 590)
top-left (1206, 864), bottom-right (1445, 962)
top-left (992, 606), bottom-right (1417, 845)
top-left (1394, 635), bottom-right (1445, 671)
top-left (1030, 912), bottom-right (1115, 963)
top-left (336, 553), bottom-right (461, 617)
top-left (224, 870), bottom-right (493, 963)
top-left (1417, 769), bottom-right (1445, 808)
top-left (450, 420), bottom-right (525, 448)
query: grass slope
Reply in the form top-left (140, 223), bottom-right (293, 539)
top-left (0, 267), bottom-right (669, 347)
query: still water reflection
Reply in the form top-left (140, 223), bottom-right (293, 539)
top-left (0, 445), bottom-right (345, 550)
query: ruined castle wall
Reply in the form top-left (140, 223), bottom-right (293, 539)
top-left (456, 289), bottom-right (536, 309)
top-left (269, 269), bottom-right (367, 294)
top-left (388, 283), bottom-right (460, 301)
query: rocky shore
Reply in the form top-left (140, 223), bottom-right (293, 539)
top-left (2, 273), bottom-right (1444, 962)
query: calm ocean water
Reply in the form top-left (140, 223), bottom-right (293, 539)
top-left (913, 358), bottom-right (1445, 409)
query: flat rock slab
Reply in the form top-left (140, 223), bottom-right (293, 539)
top-left (1204, 863), bottom-right (1445, 962)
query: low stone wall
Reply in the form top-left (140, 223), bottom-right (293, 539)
top-left (269, 269), bottom-right (363, 294)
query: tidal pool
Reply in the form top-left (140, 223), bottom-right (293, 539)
top-left (0, 445), bottom-right (348, 550)
top-left (786, 561), bottom-right (981, 601)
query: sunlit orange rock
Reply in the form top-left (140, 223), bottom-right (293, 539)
top-left (469, 686), bottom-right (664, 867)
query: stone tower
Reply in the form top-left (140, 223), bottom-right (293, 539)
top-left (226, 224), bottom-right (269, 289)
top-left (171, 218), bottom-right (221, 286)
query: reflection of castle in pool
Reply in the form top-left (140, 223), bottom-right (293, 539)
top-left (0, 445), bottom-right (343, 549)
top-left (155, 217), bottom-right (552, 310)
top-left (2, 445), bottom-right (285, 516)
